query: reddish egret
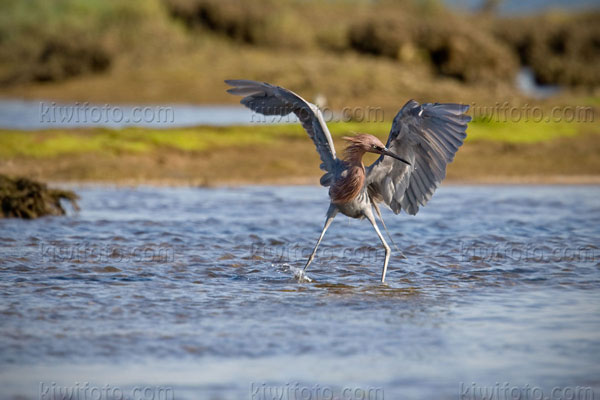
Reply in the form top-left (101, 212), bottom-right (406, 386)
top-left (226, 80), bottom-right (470, 282)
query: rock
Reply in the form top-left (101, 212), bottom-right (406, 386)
top-left (0, 175), bottom-right (79, 219)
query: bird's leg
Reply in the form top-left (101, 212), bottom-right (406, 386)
top-left (365, 209), bottom-right (391, 283)
top-left (304, 206), bottom-right (337, 272)
top-left (372, 200), bottom-right (400, 252)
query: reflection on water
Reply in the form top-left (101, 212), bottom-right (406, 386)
top-left (0, 185), bottom-right (599, 399)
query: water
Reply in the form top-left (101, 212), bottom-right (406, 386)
top-left (516, 67), bottom-right (561, 99)
top-left (445, 0), bottom-right (599, 14)
top-left (0, 100), bottom-right (288, 130)
top-left (0, 68), bottom-right (564, 131)
top-left (1, 185), bottom-right (599, 400)
top-left (0, 67), bottom-right (573, 130)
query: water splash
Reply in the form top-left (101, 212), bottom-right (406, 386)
top-left (280, 263), bottom-right (313, 283)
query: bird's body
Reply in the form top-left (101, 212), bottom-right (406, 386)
top-left (332, 175), bottom-right (369, 218)
top-left (330, 163), bottom-right (365, 207)
top-left (226, 79), bottom-right (471, 282)
top-left (330, 138), bottom-right (378, 218)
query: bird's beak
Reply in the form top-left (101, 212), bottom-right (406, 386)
top-left (381, 148), bottom-right (411, 166)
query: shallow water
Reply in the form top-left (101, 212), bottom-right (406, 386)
top-left (1, 185), bottom-right (599, 400)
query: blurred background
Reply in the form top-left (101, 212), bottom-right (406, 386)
top-left (1, 2), bottom-right (600, 400)
top-left (0, 0), bottom-right (598, 184)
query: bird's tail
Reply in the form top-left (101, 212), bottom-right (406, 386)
top-left (372, 201), bottom-right (402, 254)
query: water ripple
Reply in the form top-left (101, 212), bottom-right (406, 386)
top-left (0, 185), bottom-right (599, 399)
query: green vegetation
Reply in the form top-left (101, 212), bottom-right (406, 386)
top-left (467, 118), bottom-right (583, 144)
top-left (0, 124), bottom-right (368, 158)
top-left (0, 120), bottom-right (597, 184)
top-left (0, 120), bottom-right (594, 159)
top-left (492, 12), bottom-right (600, 87)
top-left (1, 0), bottom-right (598, 185)
top-left (1, 0), bottom-right (598, 108)
top-left (0, 0), bottom-right (180, 84)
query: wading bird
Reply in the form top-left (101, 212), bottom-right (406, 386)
top-left (226, 80), bottom-right (470, 282)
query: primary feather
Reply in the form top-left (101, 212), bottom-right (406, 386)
top-left (367, 100), bottom-right (471, 215)
top-left (225, 80), bottom-right (338, 174)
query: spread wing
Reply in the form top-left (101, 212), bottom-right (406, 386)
top-left (225, 79), bottom-right (338, 173)
top-left (366, 100), bottom-right (470, 215)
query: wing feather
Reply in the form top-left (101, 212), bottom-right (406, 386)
top-left (225, 79), bottom-right (338, 174)
top-left (367, 100), bottom-right (470, 215)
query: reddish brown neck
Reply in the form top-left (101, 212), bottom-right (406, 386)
top-left (343, 144), bottom-right (367, 167)
top-left (329, 143), bottom-right (367, 204)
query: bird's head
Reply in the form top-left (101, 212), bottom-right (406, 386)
top-left (342, 134), bottom-right (411, 165)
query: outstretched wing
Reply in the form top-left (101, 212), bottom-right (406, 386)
top-left (225, 79), bottom-right (338, 173)
top-left (367, 100), bottom-right (470, 215)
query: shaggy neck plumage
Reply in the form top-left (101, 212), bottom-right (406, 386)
top-left (343, 143), bottom-right (366, 166)
top-left (330, 147), bottom-right (366, 203)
